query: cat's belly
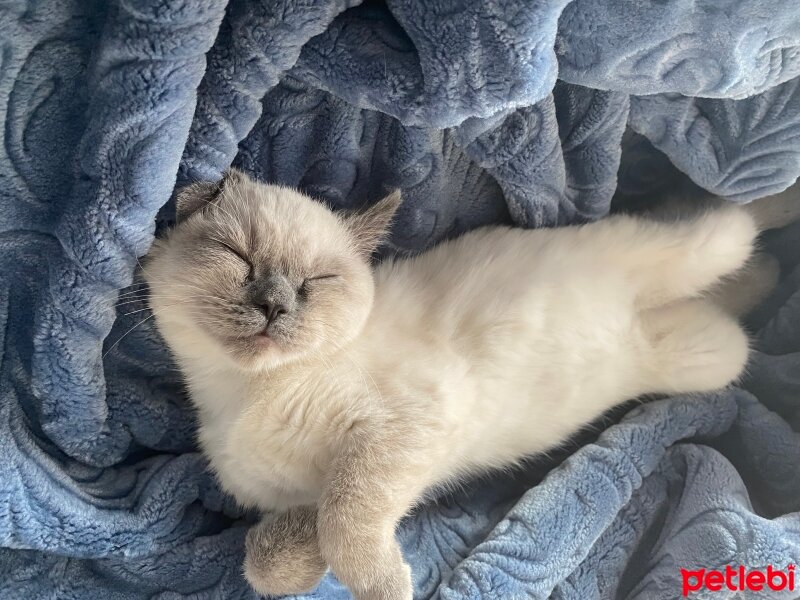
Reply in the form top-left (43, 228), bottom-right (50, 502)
top-left (383, 287), bottom-right (644, 477)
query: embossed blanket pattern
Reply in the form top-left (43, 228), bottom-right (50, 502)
top-left (1, 1), bottom-right (800, 598)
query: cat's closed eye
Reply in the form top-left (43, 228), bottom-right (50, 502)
top-left (300, 274), bottom-right (339, 293)
top-left (214, 239), bottom-right (254, 282)
top-left (307, 274), bottom-right (338, 282)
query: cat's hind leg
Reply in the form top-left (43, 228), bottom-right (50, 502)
top-left (744, 182), bottom-right (800, 231)
top-left (623, 207), bottom-right (758, 309)
top-left (639, 299), bottom-right (749, 395)
top-left (707, 252), bottom-right (780, 318)
top-left (244, 505), bottom-right (327, 596)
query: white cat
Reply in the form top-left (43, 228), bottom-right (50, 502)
top-left (144, 169), bottom-right (781, 600)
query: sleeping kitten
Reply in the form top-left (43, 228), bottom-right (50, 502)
top-left (146, 169), bottom-right (771, 600)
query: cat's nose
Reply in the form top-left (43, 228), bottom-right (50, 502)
top-left (258, 301), bottom-right (287, 326)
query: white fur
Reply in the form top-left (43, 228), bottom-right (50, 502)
top-left (150, 201), bottom-right (756, 513)
top-left (145, 175), bottom-right (773, 599)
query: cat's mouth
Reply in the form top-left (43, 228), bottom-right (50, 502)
top-left (207, 320), bottom-right (295, 368)
top-left (252, 331), bottom-right (273, 347)
top-left (215, 329), bottom-right (277, 354)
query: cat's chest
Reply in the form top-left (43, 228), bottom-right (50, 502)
top-left (191, 376), bottom-right (334, 511)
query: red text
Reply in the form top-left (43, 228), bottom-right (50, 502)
top-left (681, 565), bottom-right (795, 596)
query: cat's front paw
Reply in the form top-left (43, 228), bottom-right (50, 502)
top-left (319, 524), bottom-right (413, 600)
top-left (348, 558), bottom-right (412, 600)
top-left (243, 507), bottom-right (327, 596)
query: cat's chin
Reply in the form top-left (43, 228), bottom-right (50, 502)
top-left (222, 334), bottom-right (300, 372)
top-left (214, 333), bottom-right (269, 364)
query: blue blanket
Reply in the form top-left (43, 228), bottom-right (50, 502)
top-left (2, 1), bottom-right (800, 598)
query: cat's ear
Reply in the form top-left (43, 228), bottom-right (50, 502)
top-left (175, 169), bottom-right (245, 222)
top-left (344, 190), bottom-right (402, 257)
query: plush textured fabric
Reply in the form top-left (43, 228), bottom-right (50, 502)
top-left (1, 1), bottom-right (800, 598)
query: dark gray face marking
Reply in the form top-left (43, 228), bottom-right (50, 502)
top-left (247, 273), bottom-right (298, 334)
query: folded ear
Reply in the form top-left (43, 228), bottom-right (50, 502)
top-left (175, 169), bottom-right (245, 222)
top-left (344, 190), bottom-right (402, 257)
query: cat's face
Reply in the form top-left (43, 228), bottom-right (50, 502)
top-left (145, 170), bottom-right (400, 372)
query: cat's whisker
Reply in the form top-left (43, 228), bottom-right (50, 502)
top-left (105, 296), bottom-right (228, 358)
top-left (116, 282), bottom-right (158, 293)
top-left (115, 280), bottom-right (211, 300)
top-left (103, 313), bottom-right (159, 359)
top-left (123, 299), bottom-right (197, 316)
top-left (115, 293), bottom-right (225, 309)
top-left (114, 288), bottom-right (154, 299)
top-left (114, 292), bottom-right (190, 303)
